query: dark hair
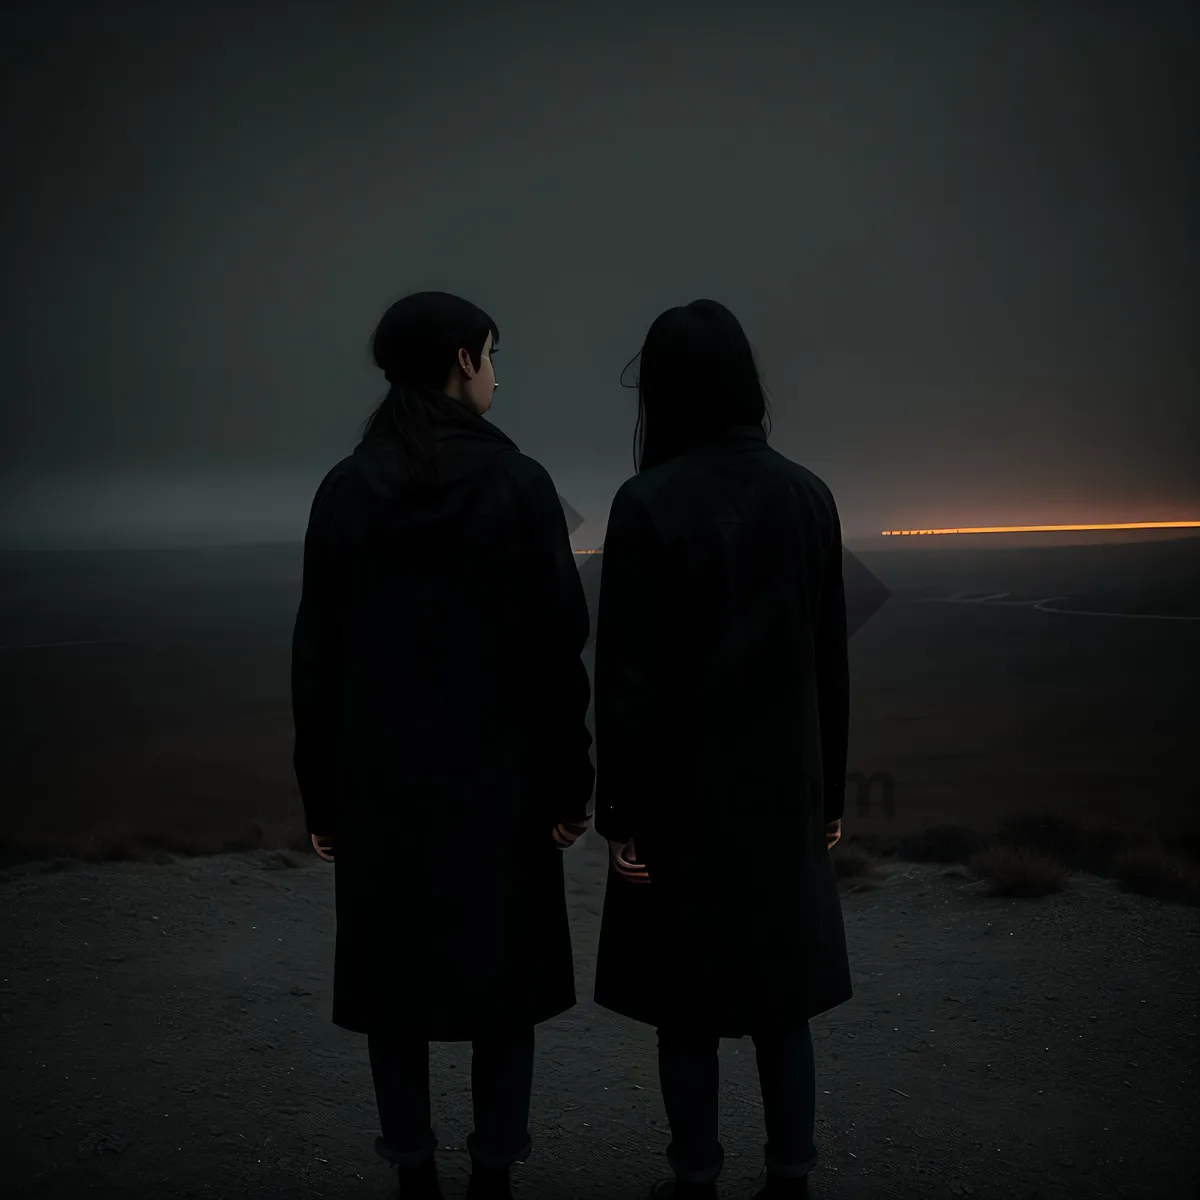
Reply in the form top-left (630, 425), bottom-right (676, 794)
top-left (362, 291), bottom-right (499, 472)
top-left (628, 299), bottom-right (769, 472)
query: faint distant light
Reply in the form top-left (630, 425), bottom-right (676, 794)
top-left (880, 521), bottom-right (1200, 537)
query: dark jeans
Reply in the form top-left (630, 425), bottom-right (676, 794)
top-left (657, 1024), bottom-right (818, 1184)
top-left (368, 1030), bottom-right (535, 1171)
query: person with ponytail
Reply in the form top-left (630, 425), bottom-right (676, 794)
top-left (292, 291), bottom-right (593, 1200)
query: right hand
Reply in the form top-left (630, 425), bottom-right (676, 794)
top-left (608, 838), bottom-right (650, 883)
top-left (825, 819), bottom-right (842, 850)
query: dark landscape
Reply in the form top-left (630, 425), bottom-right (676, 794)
top-left (4, 2), bottom-right (1198, 1194)
top-left (3, 535), bottom-right (1197, 863)
top-left (2, 534), bottom-right (1198, 1198)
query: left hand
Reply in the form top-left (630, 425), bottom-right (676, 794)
top-left (553, 819), bottom-right (590, 849)
top-left (311, 833), bottom-right (335, 862)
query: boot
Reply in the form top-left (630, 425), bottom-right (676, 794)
top-left (395, 1154), bottom-right (444, 1199)
top-left (465, 1163), bottom-right (514, 1199)
top-left (648, 1179), bottom-right (719, 1199)
top-left (752, 1173), bottom-right (809, 1198)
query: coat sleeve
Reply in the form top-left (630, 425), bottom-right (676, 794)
top-left (815, 498), bottom-right (850, 823)
top-left (291, 471), bottom-right (344, 836)
top-left (519, 461), bottom-right (596, 825)
top-left (592, 484), bottom-right (664, 844)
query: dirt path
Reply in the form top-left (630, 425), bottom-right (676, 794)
top-left (1, 834), bottom-right (1196, 1199)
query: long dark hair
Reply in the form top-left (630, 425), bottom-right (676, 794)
top-left (362, 291), bottom-right (499, 479)
top-left (624, 299), bottom-right (770, 472)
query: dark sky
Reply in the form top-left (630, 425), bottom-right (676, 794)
top-left (2, 0), bottom-right (1196, 544)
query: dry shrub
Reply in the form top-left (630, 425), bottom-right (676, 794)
top-left (36, 857), bottom-right (79, 874)
top-left (995, 811), bottom-right (1123, 874)
top-left (849, 832), bottom-right (901, 860)
top-left (255, 849), bottom-right (303, 870)
top-left (8, 817), bottom-right (313, 867)
top-left (832, 847), bottom-right (877, 879)
top-left (1112, 844), bottom-right (1200, 906)
top-left (967, 845), bottom-right (1067, 897)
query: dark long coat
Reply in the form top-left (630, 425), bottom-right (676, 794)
top-left (292, 392), bottom-right (594, 1038)
top-left (592, 425), bottom-right (852, 1036)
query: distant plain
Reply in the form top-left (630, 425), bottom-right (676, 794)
top-left (1, 535), bottom-right (1196, 860)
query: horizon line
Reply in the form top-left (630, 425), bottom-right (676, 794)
top-left (881, 521), bottom-right (1200, 536)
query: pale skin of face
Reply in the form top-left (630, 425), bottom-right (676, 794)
top-left (442, 329), bottom-right (497, 414)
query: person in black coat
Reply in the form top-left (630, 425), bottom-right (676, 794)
top-left (592, 300), bottom-right (853, 1200)
top-left (292, 292), bottom-right (594, 1200)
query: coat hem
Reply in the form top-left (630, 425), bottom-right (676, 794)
top-left (332, 997), bottom-right (578, 1039)
top-left (591, 989), bottom-right (853, 1036)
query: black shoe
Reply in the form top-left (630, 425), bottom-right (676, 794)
top-left (648, 1180), bottom-right (719, 1199)
top-left (395, 1155), bottom-right (444, 1199)
top-left (465, 1164), bottom-right (513, 1200)
top-left (751, 1174), bottom-right (809, 1198)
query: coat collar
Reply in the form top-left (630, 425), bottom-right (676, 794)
top-left (693, 423), bottom-right (769, 448)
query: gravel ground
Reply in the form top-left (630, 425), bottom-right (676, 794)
top-left (1, 833), bottom-right (1197, 1200)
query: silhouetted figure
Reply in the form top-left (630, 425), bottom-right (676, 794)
top-left (593, 300), bottom-right (852, 1200)
top-left (292, 292), bottom-right (594, 1200)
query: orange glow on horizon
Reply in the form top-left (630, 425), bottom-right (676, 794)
top-left (881, 521), bottom-right (1200, 537)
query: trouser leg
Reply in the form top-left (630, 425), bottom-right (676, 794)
top-left (466, 1029), bottom-right (535, 1169)
top-left (656, 1027), bottom-right (725, 1184)
top-left (752, 1024), bottom-right (818, 1179)
top-left (368, 1034), bottom-right (438, 1167)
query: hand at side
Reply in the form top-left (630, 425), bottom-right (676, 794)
top-left (608, 837), bottom-right (650, 883)
top-left (553, 819), bottom-right (591, 849)
top-left (825, 819), bottom-right (842, 850)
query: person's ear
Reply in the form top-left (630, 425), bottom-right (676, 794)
top-left (457, 347), bottom-right (474, 377)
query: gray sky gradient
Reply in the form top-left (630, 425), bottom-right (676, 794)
top-left (2, 0), bottom-right (1196, 545)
